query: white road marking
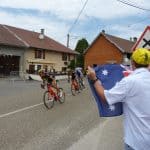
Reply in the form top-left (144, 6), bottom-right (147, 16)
top-left (0, 103), bottom-right (43, 118)
top-left (0, 92), bottom-right (72, 119)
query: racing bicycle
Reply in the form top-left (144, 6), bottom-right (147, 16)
top-left (43, 83), bottom-right (65, 109)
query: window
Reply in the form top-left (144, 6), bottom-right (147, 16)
top-left (64, 61), bottom-right (68, 65)
top-left (29, 65), bottom-right (35, 74)
top-left (62, 53), bottom-right (67, 61)
top-left (62, 67), bottom-right (67, 72)
top-left (35, 49), bottom-right (45, 59)
top-left (43, 65), bottom-right (48, 72)
top-left (37, 65), bottom-right (41, 71)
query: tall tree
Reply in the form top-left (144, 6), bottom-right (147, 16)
top-left (75, 38), bottom-right (89, 68)
top-left (68, 59), bottom-right (75, 70)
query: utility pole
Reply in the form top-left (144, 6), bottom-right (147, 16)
top-left (67, 34), bottom-right (70, 48)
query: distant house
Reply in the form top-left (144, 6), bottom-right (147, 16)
top-left (84, 30), bottom-right (135, 69)
top-left (0, 24), bottom-right (77, 76)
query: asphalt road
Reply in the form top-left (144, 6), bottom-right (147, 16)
top-left (0, 78), bottom-right (123, 150)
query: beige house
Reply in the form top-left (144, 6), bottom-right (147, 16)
top-left (0, 24), bottom-right (77, 76)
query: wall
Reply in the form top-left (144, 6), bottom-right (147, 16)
top-left (24, 48), bottom-right (75, 72)
top-left (84, 35), bottom-right (123, 69)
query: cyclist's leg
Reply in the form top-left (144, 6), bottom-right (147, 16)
top-left (47, 84), bottom-right (53, 99)
top-left (72, 80), bottom-right (75, 89)
top-left (71, 80), bottom-right (77, 95)
top-left (80, 77), bottom-right (85, 88)
top-left (73, 79), bottom-right (78, 90)
top-left (52, 85), bottom-right (60, 97)
top-left (76, 77), bottom-right (82, 90)
top-left (51, 86), bottom-right (57, 97)
top-left (74, 79), bottom-right (80, 93)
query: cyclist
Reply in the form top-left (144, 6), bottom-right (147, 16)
top-left (38, 69), bottom-right (47, 87)
top-left (75, 67), bottom-right (85, 88)
top-left (51, 75), bottom-right (60, 94)
top-left (75, 67), bottom-right (83, 78)
top-left (38, 70), bottom-right (59, 94)
top-left (71, 70), bottom-right (80, 91)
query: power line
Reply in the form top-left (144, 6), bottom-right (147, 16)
top-left (116, 0), bottom-right (150, 11)
top-left (127, 17), bottom-right (150, 27)
top-left (68, 0), bottom-right (89, 33)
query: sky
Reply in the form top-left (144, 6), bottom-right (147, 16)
top-left (0, 0), bottom-right (150, 49)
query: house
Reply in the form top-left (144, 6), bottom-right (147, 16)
top-left (0, 24), bottom-right (77, 77)
top-left (84, 30), bottom-right (136, 69)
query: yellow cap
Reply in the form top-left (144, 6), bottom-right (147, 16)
top-left (131, 48), bottom-right (150, 65)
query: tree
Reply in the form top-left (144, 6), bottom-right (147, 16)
top-left (68, 59), bottom-right (75, 70)
top-left (75, 38), bottom-right (89, 68)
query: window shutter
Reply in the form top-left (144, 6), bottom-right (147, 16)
top-left (35, 50), bottom-right (37, 58)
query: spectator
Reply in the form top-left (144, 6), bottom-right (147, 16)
top-left (87, 48), bottom-right (150, 150)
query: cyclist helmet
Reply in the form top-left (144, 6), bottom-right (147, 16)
top-left (131, 48), bottom-right (150, 65)
top-left (38, 69), bottom-right (43, 73)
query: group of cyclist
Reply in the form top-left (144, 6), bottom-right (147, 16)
top-left (39, 67), bottom-right (85, 96)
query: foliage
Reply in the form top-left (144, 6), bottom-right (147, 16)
top-left (74, 38), bottom-right (89, 68)
top-left (68, 59), bottom-right (75, 70)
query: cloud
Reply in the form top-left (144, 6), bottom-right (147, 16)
top-left (109, 24), bottom-right (144, 39)
top-left (0, 10), bottom-right (69, 45)
top-left (0, 0), bottom-right (149, 49)
top-left (85, 0), bottom-right (150, 20)
top-left (1, 0), bottom-right (150, 20)
top-left (0, 0), bottom-right (84, 20)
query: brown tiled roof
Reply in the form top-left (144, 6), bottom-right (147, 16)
top-left (84, 32), bottom-right (135, 54)
top-left (104, 33), bottom-right (135, 53)
top-left (0, 25), bottom-right (27, 48)
top-left (0, 24), bottom-right (77, 54)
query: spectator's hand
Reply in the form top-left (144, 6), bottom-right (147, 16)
top-left (87, 66), bottom-right (97, 81)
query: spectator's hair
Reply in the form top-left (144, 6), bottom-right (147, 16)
top-left (133, 60), bottom-right (149, 68)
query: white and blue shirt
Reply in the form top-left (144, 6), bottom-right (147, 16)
top-left (104, 68), bottom-right (150, 150)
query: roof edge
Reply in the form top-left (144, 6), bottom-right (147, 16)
top-left (30, 46), bottom-right (79, 54)
top-left (84, 32), bottom-right (102, 54)
top-left (103, 33), bottom-right (125, 53)
top-left (2, 25), bottom-right (29, 47)
top-left (84, 32), bottom-right (125, 54)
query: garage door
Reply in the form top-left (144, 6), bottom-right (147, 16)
top-left (0, 55), bottom-right (20, 76)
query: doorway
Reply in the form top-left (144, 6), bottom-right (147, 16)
top-left (0, 55), bottom-right (20, 76)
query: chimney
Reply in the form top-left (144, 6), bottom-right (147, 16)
top-left (102, 29), bottom-right (105, 33)
top-left (39, 29), bottom-right (44, 39)
top-left (133, 37), bottom-right (137, 42)
top-left (130, 37), bottom-right (132, 41)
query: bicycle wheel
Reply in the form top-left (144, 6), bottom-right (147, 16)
top-left (78, 78), bottom-right (85, 90)
top-left (43, 91), bottom-right (54, 109)
top-left (58, 88), bottom-right (65, 103)
top-left (71, 84), bottom-right (80, 96)
top-left (80, 80), bottom-right (85, 89)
